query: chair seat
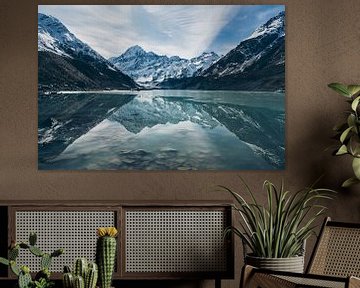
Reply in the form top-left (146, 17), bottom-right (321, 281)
top-left (241, 218), bottom-right (360, 288)
top-left (277, 275), bottom-right (346, 288)
top-left (243, 266), bottom-right (360, 288)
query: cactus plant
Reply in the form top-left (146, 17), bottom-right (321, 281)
top-left (19, 268), bottom-right (32, 288)
top-left (74, 258), bottom-right (87, 279)
top-left (0, 232), bottom-right (63, 288)
top-left (73, 275), bottom-right (85, 288)
top-left (62, 259), bottom-right (98, 288)
top-left (96, 227), bottom-right (118, 288)
top-left (85, 262), bottom-right (98, 288)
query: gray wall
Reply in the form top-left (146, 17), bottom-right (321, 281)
top-left (1, 0), bottom-right (360, 287)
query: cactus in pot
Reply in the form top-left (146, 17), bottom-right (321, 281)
top-left (62, 260), bottom-right (98, 288)
top-left (96, 227), bottom-right (118, 288)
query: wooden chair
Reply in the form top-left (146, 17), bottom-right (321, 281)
top-left (241, 217), bottom-right (360, 288)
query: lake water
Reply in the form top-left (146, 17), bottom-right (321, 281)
top-left (38, 90), bottom-right (285, 170)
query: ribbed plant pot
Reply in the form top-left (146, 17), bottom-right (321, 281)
top-left (245, 254), bottom-right (304, 273)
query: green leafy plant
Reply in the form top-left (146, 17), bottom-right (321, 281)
top-left (221, 179), bottom-right (334, 258)
top-left (328, 83), bottom-right (360, 187)
top-left (0, 232), bottom-right (63, 288)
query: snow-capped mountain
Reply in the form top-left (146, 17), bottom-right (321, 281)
top-left (38, 13), bottom-right (105, 62)
top-left (38, 13), bottom-right (137, 91)
top-left (245, 10), bottom-right (285, 41)
top-left (200, 10), bottom-right (285, 78)
top-left (109, 45), bottom-right (219, 88)
top-left (160, 10), bottom-right (285, 91)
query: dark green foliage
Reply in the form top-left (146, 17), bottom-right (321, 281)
top-left (35, 268), bottom-right (50, 281)
top-left (9, 247), bottom-right (19, 260)
top-left (19, 243), bottom-right (30, 249)
top-left (50, 249), bottom-right (63, 258)
top-left (29, 233), bottom-right (37, 246)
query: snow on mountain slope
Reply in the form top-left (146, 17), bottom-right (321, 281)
top-left (38, 13), bottom-right (106, 63)
top-left (245, 11), bottom-right (285, 41)
top-left (200, 10), bottom-right (285, 78)
top-left (109, 45), bottom-right (219, 88)
top-left (38, 13), bottom-right (138, 90)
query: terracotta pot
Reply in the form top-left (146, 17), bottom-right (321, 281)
top-left (245, 254), bottom-right (304, 273)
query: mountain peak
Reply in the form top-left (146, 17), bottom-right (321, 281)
top-left (123, 45), bottom-right (147, 56)
top-left (245, 10), bottom-right (285, 41)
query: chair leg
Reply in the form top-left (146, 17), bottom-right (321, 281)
top-left (240, 265), bottom-right (255, 288)
top-left (240, 265), bottom-right (296, 288)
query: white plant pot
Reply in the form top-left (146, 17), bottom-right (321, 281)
top-left (245, 254), bottom-right (305, 273)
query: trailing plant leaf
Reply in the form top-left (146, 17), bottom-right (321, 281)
top-left (352, 157), bottom-right (360, 179)
top-left (347, 85), bottom-right (360, 97)
top-left (329, 82), bottom-right (360, 186)
top-left (351, 96), bottom-right (360, 111)
top-left (340, 127), bottom-right (353, 143)
top-left (328, 83), bottom-right (351, 97)
top-left (342, 177), bottom-right (360, 188)
top-left (336, 145), bottom-right (348, 155)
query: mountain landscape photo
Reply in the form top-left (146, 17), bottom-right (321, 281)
top-left (38, 5), bottom-right (286, 170)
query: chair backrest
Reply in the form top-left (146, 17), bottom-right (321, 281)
top-left (307, 217), bottom-right (360, 277)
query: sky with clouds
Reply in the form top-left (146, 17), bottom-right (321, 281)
top-left (38, 5), bottom-right (284, 59)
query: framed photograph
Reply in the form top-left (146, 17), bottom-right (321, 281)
top-left (38, 5), bottom-right (285, 170)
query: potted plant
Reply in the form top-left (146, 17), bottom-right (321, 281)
top-left (221, 179), bottom-right (334, 273)
top-left (0, 232), bottom-right (64, 288)
top-left (328, 83), bottom-right (360, 187)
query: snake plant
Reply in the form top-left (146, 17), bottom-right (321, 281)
top-left (328, 83), bottom-right (360, 187)
top-left (222, 179), bottom-right (334, 258)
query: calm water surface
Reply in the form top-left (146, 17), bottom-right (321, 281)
top-left (38, 90), bottom-right (285, 170)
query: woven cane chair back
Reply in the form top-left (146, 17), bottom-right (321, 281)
top-left (308, 220), bottom-right (360, 278)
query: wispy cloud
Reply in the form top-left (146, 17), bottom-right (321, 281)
top-left (38, 5), bottom-right (283, 59)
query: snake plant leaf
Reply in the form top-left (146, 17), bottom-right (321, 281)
top-left (347, 85), bottom-right (360, 97)
top-left (352, 157), bottom-right (360, 179)
top-left (340, 126), bottom-right (353, 143)
top-left (342, 177), bottom-right (360, 188)
top-left (328, 83), bottom-right (351, 97)
top-left (351, 96), bottom-right (360, 111)
top-left (336, 144), bottom-right (348, 155)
